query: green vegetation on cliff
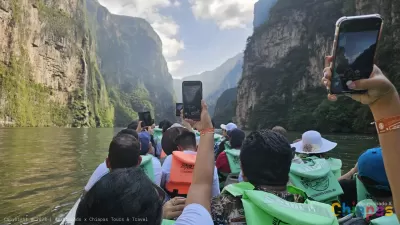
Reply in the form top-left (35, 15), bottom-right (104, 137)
top-left (245, 0), bottom-right (400, 133)
top-left (213, 88), bottom-right (237, 127)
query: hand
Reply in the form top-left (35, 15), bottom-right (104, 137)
top-left (185, 100), bottom-right (213, 131)
top-left (136, 121), bottom-right (143, 133)
top-left (322, 56), bottom-right (396, 105)
top-left (147, 126), bottom-right (154, 135)
top-left (162, 197), bottom-right (186, 219)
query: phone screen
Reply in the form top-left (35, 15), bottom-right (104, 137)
top-left (139, 111), bottom-right (152, 127)
top-left (176, 103), bottom-right (183, 116)
top-left (331, 17), bottom-right (382, 94)
top-left (182, 81), bottom-right (202, 120)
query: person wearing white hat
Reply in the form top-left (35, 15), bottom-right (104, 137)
top-left (291, 130), bottom-right (337, 156)
top-left (220, 123), bottom-right (237, 137)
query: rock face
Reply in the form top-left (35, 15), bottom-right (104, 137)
top-left (174, 53), bottom-right (243, 115)
top-left (0, 0), bottom-right (106, 127)
top-left (0, 0), bottom-right (174, 127)
top-left (237, 0), bottom-right (400, 133)
top-left (253, 0), bottom-right (278, 28)
top-left (86, 0), bottom-right (175, 125)
top-left (213, 87), bottom-right (237, 127)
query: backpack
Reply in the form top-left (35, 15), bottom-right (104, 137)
top-left (140, 155), bottom-right (155, 182)
top-left (289, 158), bottom-right (343, 204)
top-left (223, 182), bottom-right (339, 225)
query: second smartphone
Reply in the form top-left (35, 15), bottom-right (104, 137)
top-left (182, 81), bottom-right (202, 120)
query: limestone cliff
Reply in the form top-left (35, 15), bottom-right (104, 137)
top-left (0, 0), bottom-right (112, 127)
top-left (213, 87), bottom-right (237, 127)
top-left (86, 0), bottom-right (175, 125)
top-left (237, 0), bottom-right (400, 133)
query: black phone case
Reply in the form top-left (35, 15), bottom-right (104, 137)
top-left (182, 81), bottom-right (202, 120)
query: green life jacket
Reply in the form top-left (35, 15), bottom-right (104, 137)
top-left (161, 219), bottom-right (175, 225)
top-left (289, 158), bottom-right (343, 203)
top-left (326, 158), bottom-right (342, 179)
top-left (223, 182), bottom-right (339, 225)
top-left (224, 149), bottom-right (241, 174)
top-left (307, 156), bottom-right (343, 179)
top-left (214, 133), bottom-right (223, 143)
top-left (153, 127), bottom-right (163, 142)
top-left (356, 176), bottom-right (374, 202)
top-left (140, 155), bottom-right (155, 182)
top-left (370, 215), bottom-right (399, 225)
top-left (224, 141), bottom-right (231, 150)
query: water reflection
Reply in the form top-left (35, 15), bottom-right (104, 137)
top-left (0, 128), bottom-right (378, 224)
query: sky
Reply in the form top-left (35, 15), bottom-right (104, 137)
top-left (97, 0), bottom-right (257, 78)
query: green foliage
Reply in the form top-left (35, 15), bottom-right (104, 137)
top-left (0, 50), bottom-right (71, 127)
top-left (37, 0), bottom-right (73, 39)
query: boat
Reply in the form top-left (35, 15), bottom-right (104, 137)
top-left (60, 198), bottom-right (80, 225)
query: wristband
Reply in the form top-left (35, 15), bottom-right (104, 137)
top-left (375, 115), bottom-right (400, 134)
top-left (200, 128), bottom-right (214, 136)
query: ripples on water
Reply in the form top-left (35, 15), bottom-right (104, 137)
top-left (0, 128), bottom-right (378, 224)
top-left (0, 128), bottom-right (122, 225)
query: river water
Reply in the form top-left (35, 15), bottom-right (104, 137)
top-left (0, 128), bottom-right (379, 224)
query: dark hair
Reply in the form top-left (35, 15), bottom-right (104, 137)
top-left (117, 129), bottom-right (139, 140)
top-left (108, 134), bottom-right (140, 169)
top-left (272, 126), bottom-right (287, 138)
top-left (161, 127), bottom-right (189, 155)
top-left (127, 121), bottom-right (139, 130)
top-left (175, 131), bottom-right (196, 150)
top-left (162, 120), bottom-right (173, 133)
top-left (76, 167), bottom-right (163, 225)
top-left (240, 129), bottom-right (294, 186)
top-left (211, 119), bottom-right (215, 128)
top-left (229, 129), bottom-right (246, 149)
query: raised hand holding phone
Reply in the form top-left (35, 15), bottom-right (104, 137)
top-left (329, 14), bottom-right (383, 95)
top-left (182, 81), bottom-right (203, 121)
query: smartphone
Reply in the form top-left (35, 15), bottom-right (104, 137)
top-left (182, 81), bottom-right (202, 120)
top-left (176, 103), bottom-right (183, 116)
top-left (330, 14), bottom-right (383, 95)
top-left (138, 111), bottom-right (152, 127)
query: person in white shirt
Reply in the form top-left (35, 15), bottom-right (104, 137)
top-left (161, 126), bottom-right (220, 197)
top-left (139, 131), bottom-right (162, 186)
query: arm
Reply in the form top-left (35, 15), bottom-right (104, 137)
top-left (369, 92), bottom-right (400, 216)
top-left (185, 100), bottom-right (214, 212)
top-left (338, 163), bottom-right (358, 181)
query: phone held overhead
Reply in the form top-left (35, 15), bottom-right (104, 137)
top-left (139, 111), bottom-right (152, 127)
top-left (176, 103), bottom-right (183, 117)
top-left (329, 14), bottom-right (383, 95)
top-left (182, 81), bottom-right (202, 121)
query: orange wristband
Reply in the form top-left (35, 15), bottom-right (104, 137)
top-left (375, 115), bottom-right (400, 134)
top-left (200, 128), bottom-right (214, 136)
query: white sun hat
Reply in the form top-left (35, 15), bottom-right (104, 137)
top-left (291, 130), bottom-right (337, 154)
top-left (220, 123), bottom-right (237, 131)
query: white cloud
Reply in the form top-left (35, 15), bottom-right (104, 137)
top-left (98, 0), bottom-right (184, 72)
top-left (189, 0), bottom-right (257, 29)
top-left (168, 60), bottom-right (184, 73)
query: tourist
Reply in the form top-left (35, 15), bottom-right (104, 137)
top-left (216, 128), bottom-right (245, 174)
top-left (139, 131), bottom-right (162, 186)
top-left (291, 130), bottom-right (337, 158)
top-left (272, 126), bottom-right (288, 138)
top-left (211, 129), bottom-right (297, 224)
top-left (83, 129), bottom-right (138, 193)
top-left (161, 126), bottom-right (220, 198)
